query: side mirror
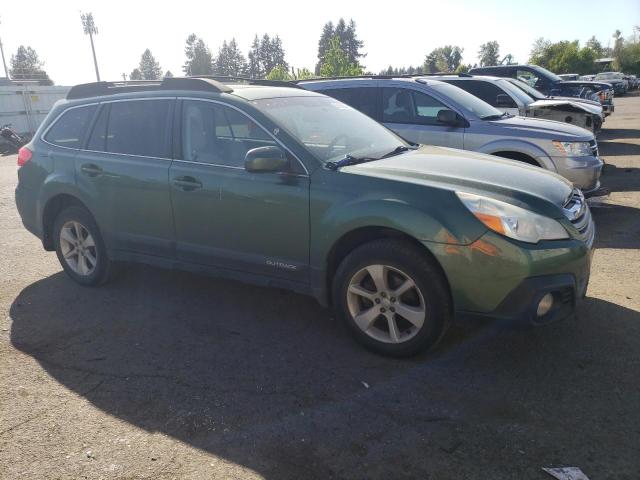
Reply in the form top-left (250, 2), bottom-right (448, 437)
top-left (244, 146), bottom-right (289, 173)
top-left (436, 109), bottom-right (460, 126)
top-left (496, 94), bottom-right (515, 108)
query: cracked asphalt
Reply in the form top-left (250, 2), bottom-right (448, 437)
top-left (1, 94), bottom-right (639, 479)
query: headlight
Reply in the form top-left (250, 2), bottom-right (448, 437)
top-left (456, 192), bottom-right (569, 243)
top-left (552, 141), bottom-right (592, 157)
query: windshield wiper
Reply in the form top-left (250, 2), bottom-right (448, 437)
top-left (481, 111), bottom-right (512, 120)
top-left (325, 154), bottom-right (377, 171)
top-left (380, 145), bottom-right (418, 159)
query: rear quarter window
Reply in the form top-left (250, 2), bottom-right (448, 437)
top-left (44, 105), bottom-right (97, 148)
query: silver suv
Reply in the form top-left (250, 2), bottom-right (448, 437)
top-left (299, 77), bottom-right (603, 194)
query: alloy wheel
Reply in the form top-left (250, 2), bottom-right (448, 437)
top-left (59, 220), bottom-right (98, 276)
top-left (346, 264), bottom-right (426, 344)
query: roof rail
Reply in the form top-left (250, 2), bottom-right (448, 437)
top-left (191, 75), bottom-right (304, 89)
top-left (66, 77), bottom-right (233, 100)
top-left (292, 72), bottom-right (473, 84)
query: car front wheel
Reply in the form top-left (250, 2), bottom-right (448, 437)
top-left (333, 239), bottom-right (451, 357)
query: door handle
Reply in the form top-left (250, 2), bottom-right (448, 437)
top-left (172, 176), bottom-right (202, 191)
top-left (80, 164), bottom-right (103, 177)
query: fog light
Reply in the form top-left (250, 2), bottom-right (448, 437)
top-left (537, 293), bottom-right (554, 317)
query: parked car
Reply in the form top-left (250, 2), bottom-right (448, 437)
top-left (469, 64), bottom-right (616, 103)
top-left (506, 77), bottom-right (615, 117)
top-left (580, 75), bottom-right (596, 81)
top-left (594, 72), bottom-right (627, 95)
top-left (623, 74), bottom-right (638, 90)
top-left (15, 77), bottom-right (595, 357)
top-left (558, 74), bottom-right (580, 81)
top-left (299, 76), bottom-right (603, 194)
top-left (430, 74), bottom-right (603, 133)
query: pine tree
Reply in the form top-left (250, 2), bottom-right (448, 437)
top-left (214, 38), bottom-right (248, 76)
top-left (164, 70), bottom-right (174, 78)
top-left (130, 68), bottom-right (142, 80)
top-left (183, 34), bottom-right (214, 75)
top-left (10, 45), bottom-right (53, 84)
top-left (319, 37), bottom-right (363, 77)
top-left (138, 49), bottom-right (162, 80)
top-left (316, 21), bottom-right (335, 74)
top-left (248, 35), bottom-right (263, 78)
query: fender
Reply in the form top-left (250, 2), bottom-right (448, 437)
top-left (476, 139), bottom-right (556, 171)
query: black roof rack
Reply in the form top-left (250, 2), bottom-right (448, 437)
top-left (192, 75), bottom-right (304, 89)
top-left (292, 72), bottom-right (472, 83)
top-left (66, 77), bottom-right (233, 100)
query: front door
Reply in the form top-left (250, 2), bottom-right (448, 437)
top-left (381, 87), bottom-right (464, 148)
top-left (170, 100), bottom-right (310, 283)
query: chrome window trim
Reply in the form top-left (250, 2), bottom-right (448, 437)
top-left (179, 97), bottom-right (309, 175)
top-left (171, 158), bottom-right (309, 178)
top-left (40, 96), bottom-right (310, 176)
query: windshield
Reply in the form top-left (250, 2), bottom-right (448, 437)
top-left (252, 96), bottom-right (407, 163)
top-left (431, 82), bottom-right (502, 119)
top-left (595, 72), bottom-right (621, 80)
top-left (497, 79), bottom-right (534, 104)
top-left (532, 65), bottom-right (563, 82)
top-left (506, 78), bottom-right (545, 99)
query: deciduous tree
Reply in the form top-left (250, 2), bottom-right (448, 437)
top-left (478, 41), bottom-right (500, 67)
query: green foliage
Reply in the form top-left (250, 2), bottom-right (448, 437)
top-left (164, 70), bottom-right (173, 78)
top-left (616, 38), bottom-right (640, 74)
top-left (478, 41), bottom-right (500, 67)
top-left (455, 64), bottom-right (471, 74)
top-left (247, 34), bottom-right (288, 78)
top-left (316, 18), bottom-right (365, 74)
top-left (265, 65), bottom-right (292, 81)
top-left (214, 38), bottom-right (248, 76)
top-left (137, 49), bottom-right (162, 80)
top-left (379, 65), bottom-right (424, 76)
top-left (424, 45), bottom-right (463, 73)
top-left (530, 39), bottom-right (598, 74)
top-left (10, 45), bottom-right (53, 84)
top-left (319, 37), bottom-right (364, 77)
top-left (293, 68), bottom-right (314, 80)
top-left (585, 36), bottom-right (604, 58)
top-left (183, 34), bottom-right (214, 76)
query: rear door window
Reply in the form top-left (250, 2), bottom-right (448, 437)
top-left (322, 87), bottom-right (380, 120)
top-left (44, 105), bottom-right (97, 148)
top-left (106, 99), bottom-right (172, 158)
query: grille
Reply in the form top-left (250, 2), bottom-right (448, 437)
top-left (588, 139), bottom-right (598, 157)
top-left (563, 189), bottom-right (595, 248)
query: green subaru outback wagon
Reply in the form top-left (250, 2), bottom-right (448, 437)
top-left (15, 77), bottom-right (594, 357)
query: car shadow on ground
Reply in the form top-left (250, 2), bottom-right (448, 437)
top-left (599, 128), bottom-right (640, 141)
top-left (8, 267), bottom-right (640, 478)
top-left (590, 202), bottom-right (640, 249)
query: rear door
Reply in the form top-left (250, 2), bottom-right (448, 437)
top-left (78, 98), bottom-right (175, 256)
top-left (381, 87), bottom-right (464, 148)
top-left (170, 99), bottom-right (310, 283)
top-left (447, 80), bottom-right (521, 116)
top-left (317, 86), bottom-right (382, 121)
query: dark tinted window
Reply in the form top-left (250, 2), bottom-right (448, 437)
top-left (106, 100), bottom-right (172, 158)
top-left (323, 87), bottom-right (379, 119)
top-left (382, 88), bottom-right (453, 125)
top-left (86, 105), bottom-right (108, 151)
top-left (45, 105), bottom-right (97, 148)
top-left (182, 100), bottom-right (276, 167)
top-left (446, 80), bottom-right (515, 107)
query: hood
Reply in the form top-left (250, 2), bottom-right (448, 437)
top-left (484, 115), bottom-right (593, 141)
top-left (559, 80), bottom-right (612, 90)
top-left (341, 146), bottom-right (573, 214)
top-left (546, 95), bottom-right (601, 107)
top-left (530, 99), bottom-right (603, 116)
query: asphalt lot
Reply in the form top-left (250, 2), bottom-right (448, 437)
top-left (1, 95), bottom-right (639, 480)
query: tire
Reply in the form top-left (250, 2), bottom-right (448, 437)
top-left (332, 239), bottom-right (452, 357)
top-left (53, 205), bottom-right (114, 286)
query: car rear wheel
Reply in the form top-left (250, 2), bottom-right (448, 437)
top-left (53, 206), bottom-right (114, 286)
top-left (333, 239), bottom-right (451, 357)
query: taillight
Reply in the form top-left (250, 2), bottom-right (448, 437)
top-left (17, 146), bottom-right (32, 167)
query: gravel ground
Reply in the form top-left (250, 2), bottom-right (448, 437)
top-left (1, 95), bottom-right (639, 480)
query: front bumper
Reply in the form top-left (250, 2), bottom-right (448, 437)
top-left (602, 103), bottom-right (614, 116)
top-left (428, 231), bottom-right (592, 325)
top-left (549, 155), bottom-right (603, 193)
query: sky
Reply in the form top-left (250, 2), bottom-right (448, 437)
top-left (0, 0), bottom-right (639, 85)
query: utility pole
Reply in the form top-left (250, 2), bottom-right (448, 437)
top-left (0, 17), bottom-right (10, 79)
top-left (81, 12), bottom-right (100, 81)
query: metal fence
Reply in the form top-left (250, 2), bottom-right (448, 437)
top-left (0, 83), bottom-right (70, 135)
